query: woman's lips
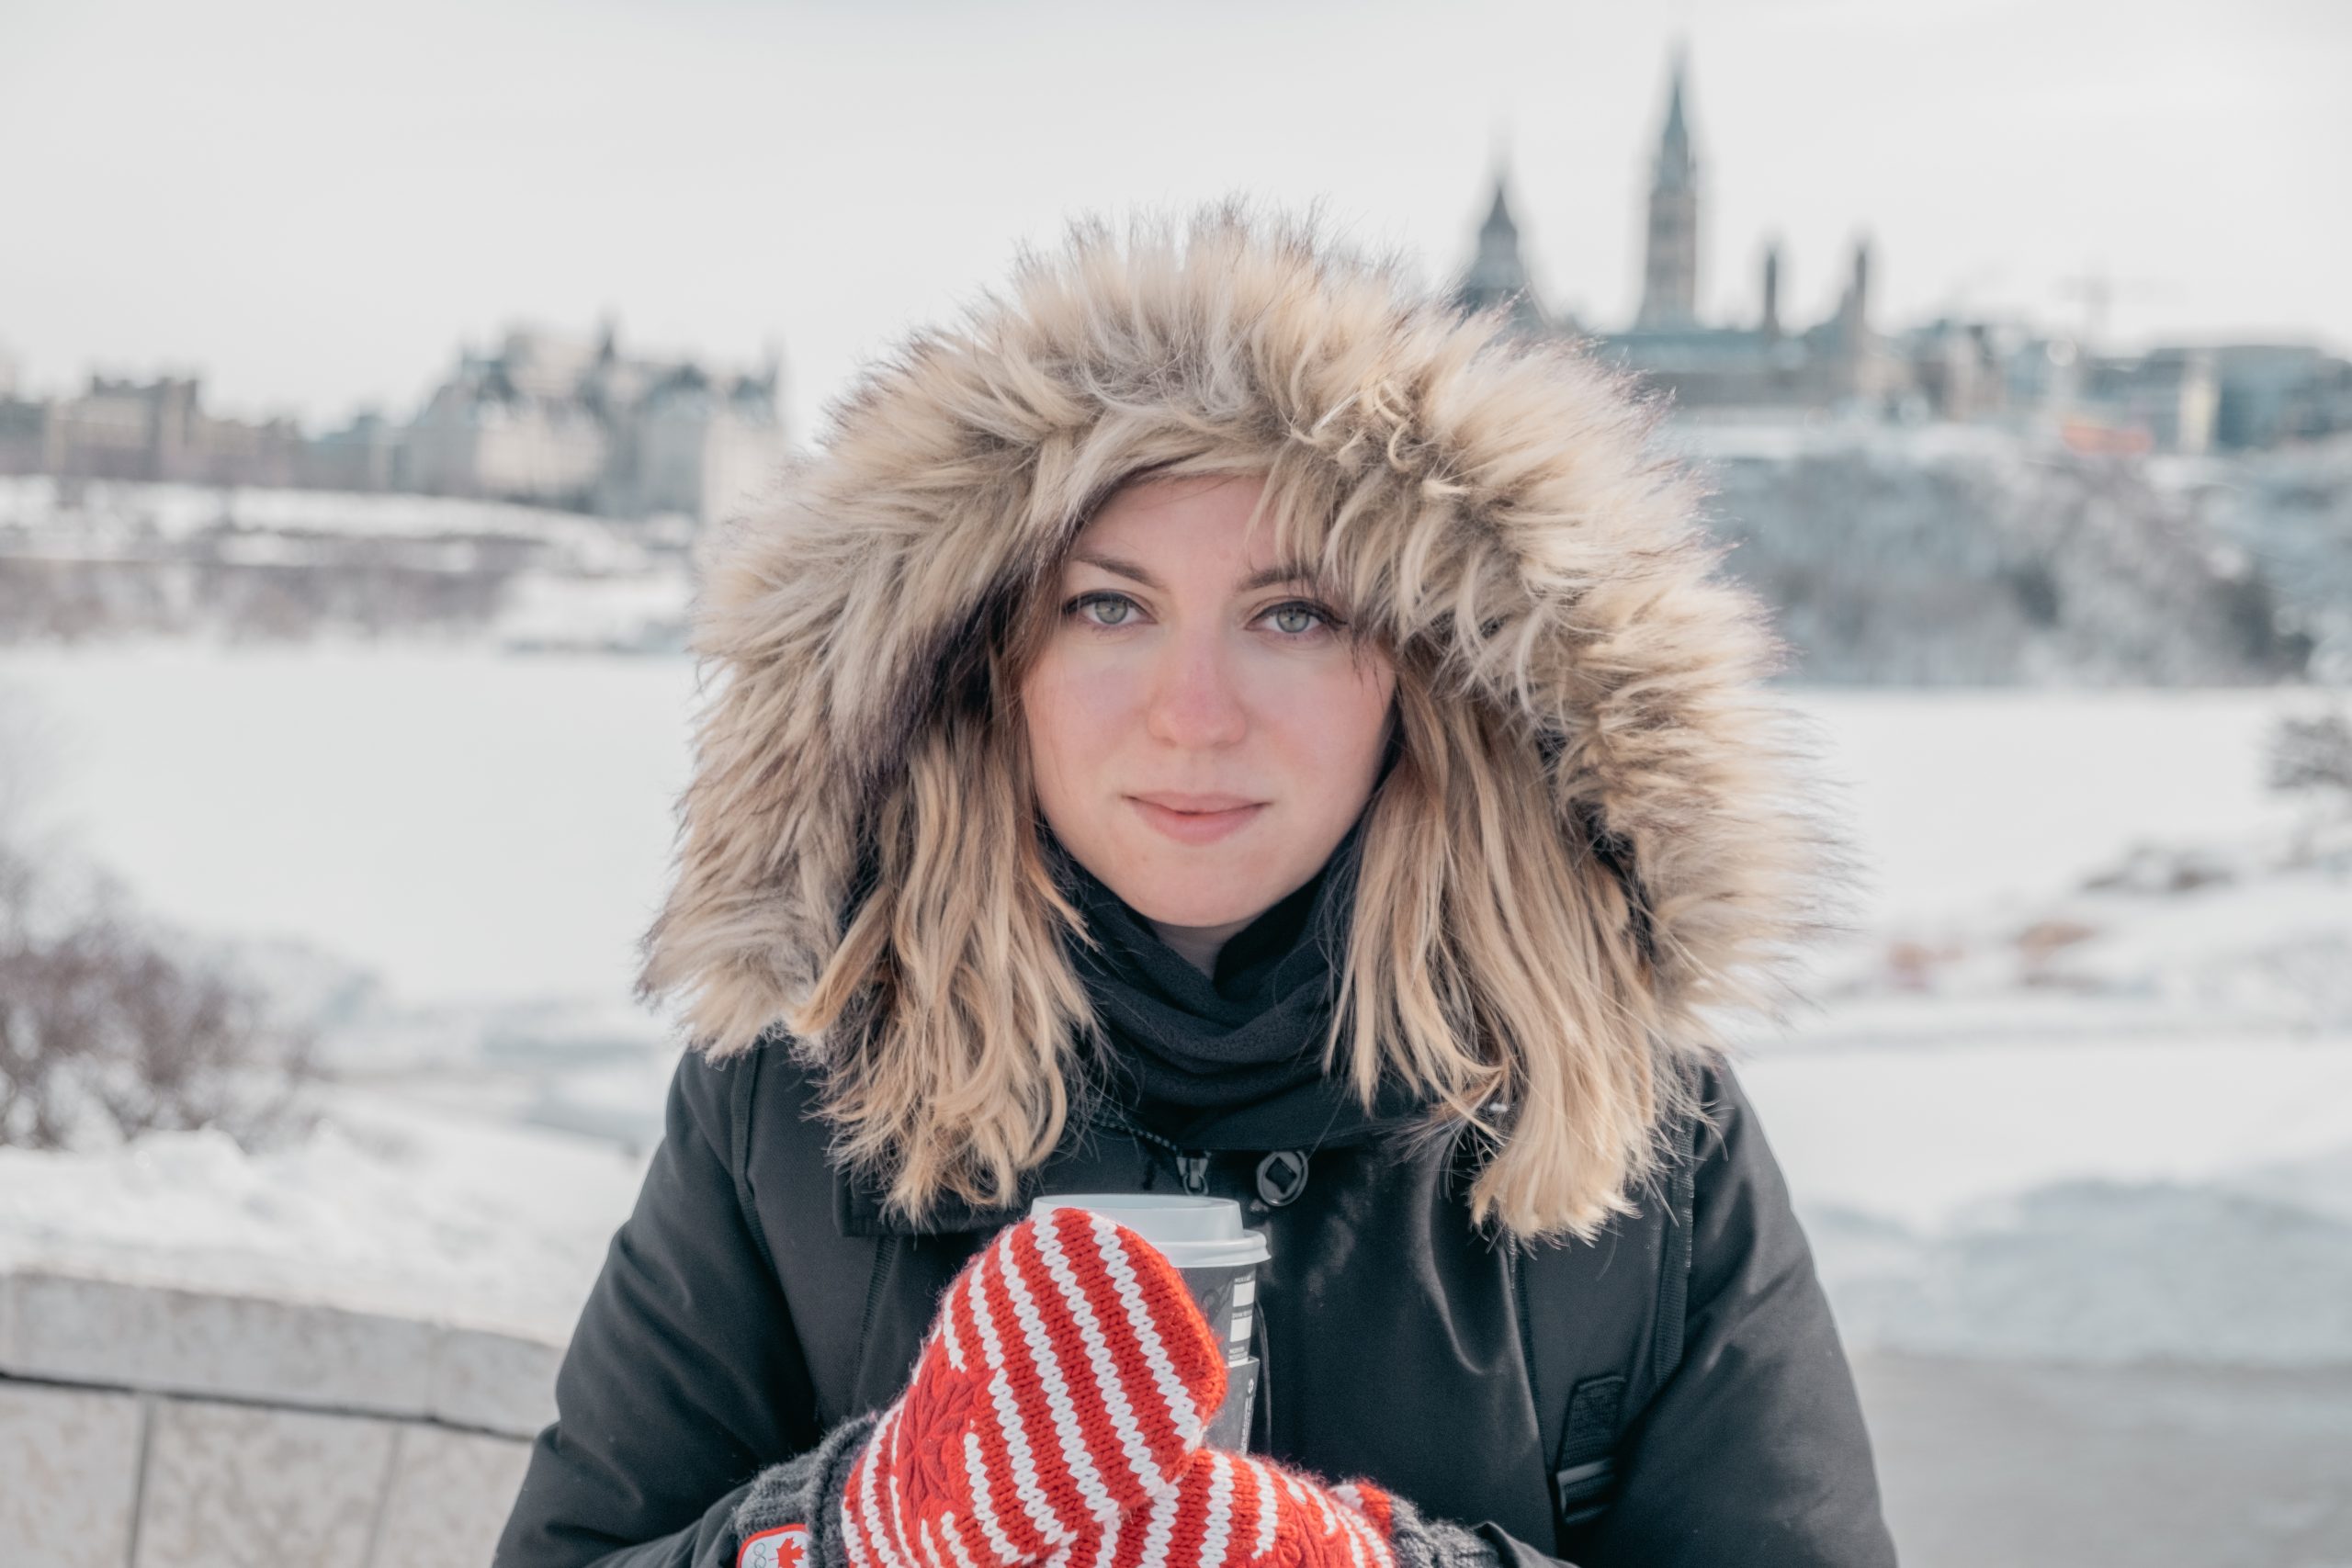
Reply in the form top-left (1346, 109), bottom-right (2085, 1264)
top-left (1128, 795), bottom-right (1267, 844)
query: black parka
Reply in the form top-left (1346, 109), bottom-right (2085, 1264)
top-left (491, 1037), bottom-right (1896, 1568)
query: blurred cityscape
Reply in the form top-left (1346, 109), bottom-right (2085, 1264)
top-left (3, 47), bottom-right (2348, 678)
top-left (0, 320), bottom-right (789, 527)
top-left (1461, 51), bottom-right (2351, 459)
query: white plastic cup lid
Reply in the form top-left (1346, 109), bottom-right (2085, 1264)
top-left (1030, 1193), bottom-right (1271, 1270)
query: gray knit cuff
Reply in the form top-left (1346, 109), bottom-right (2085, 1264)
top-left (1382, 1492), bottom-right (1508, 1568)
top-left (729, 1410), bottom-right (884, 1568)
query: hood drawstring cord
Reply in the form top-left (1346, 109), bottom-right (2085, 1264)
top-left (1085, 1099), bottom-right (1215, 1194)
top-left (1085, 1099), bottom-right (1315, 1205)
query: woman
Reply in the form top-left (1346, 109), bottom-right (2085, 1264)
top-left (494, 201), bottom-right (1896, 1568)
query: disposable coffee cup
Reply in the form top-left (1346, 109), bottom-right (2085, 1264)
top-left (1030, 1193), bottom-right (1269, 1451)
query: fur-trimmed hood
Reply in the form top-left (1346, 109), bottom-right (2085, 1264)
top-left (639, 198), bottom-right (1848, 1086)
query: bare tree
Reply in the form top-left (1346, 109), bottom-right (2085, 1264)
top-left (2265, 701), bottom-right (2352, 870)
top-left (0, 796), bottom-right (316, 1152)
top-left (2267, 706), bottom-right (2352, 799)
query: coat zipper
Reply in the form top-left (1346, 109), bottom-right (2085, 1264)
top-left (1086, 1101), bottom-right (1210, 1191)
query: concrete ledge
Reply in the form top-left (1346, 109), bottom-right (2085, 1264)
top-left (0, 1267), bottom-right (559, 1566)
top-left (136, 1399), bottom-right (400, 1566)
top-left (0, 1380), bottom-right (539, 1568)
top-left (2, 1271), bottom-right (437, 1416)
top-left (374, 1425), bottom-right (537, 1568)
top-left (0, 1381), bottom-right (143, 1568)
top-left (428, 1317), bottom-right (565, 1435)
top-left (0, 1268), bottom-right (560, 1437)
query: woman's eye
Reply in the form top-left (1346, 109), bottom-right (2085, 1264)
top-left (1265, 602), bottom-right (1332, 636)
top-left (1069, 592), bottom-right (1136, 627)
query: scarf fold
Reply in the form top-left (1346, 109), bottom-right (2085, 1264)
top-left (1048, 817), bottom-right (1430, 1152)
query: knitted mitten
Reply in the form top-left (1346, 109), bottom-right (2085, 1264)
top-left (741, 1436), bottom-right (1499, 1568)
top-left (837, 1206), bottom-right (1229, 1568)
top-left (1034, 1450), bottom-right (1390, 1568)
top-left (733, 1209), bottom-right (1497, 1568)
top-left (1035, 1450), bottom-right (1502, 1568)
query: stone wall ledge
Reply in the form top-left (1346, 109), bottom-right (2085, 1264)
top-left (0, 1269), bottom-right (560, 1566)
top-left (0, 1267), bottom-right (563, 1439)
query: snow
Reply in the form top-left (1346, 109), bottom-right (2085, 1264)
top-left (0, 643), bottom-right (2346, 1367)
top-left (0, 476), bottom-right (702, 651)
top-left (1787, 687), bottom-right (2316, 926)
top-left (1660, 413), bottom-right (2032, 466)
top-left (0, 474), bottom-right (682, 548)
top-left (1747, 1038), bottom-right (2352, 1235)
top-left (1804, 1162), bottom-right (2352, 1366)
top-left (496, 568), bottom-right (692, 654)
top-left (0, 640), bottom-right (695, 1004)
top-left (0, 1085), bottom-right (648, 1340)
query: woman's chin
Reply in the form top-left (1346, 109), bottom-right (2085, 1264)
top-left (1102, 850), bottom-right (1279, 931)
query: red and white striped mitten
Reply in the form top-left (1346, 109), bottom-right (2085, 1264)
top-left (1043, 1449), bottom-right (1402, 1568)
top-left (837, 1206), bottom-right (1230, 1568)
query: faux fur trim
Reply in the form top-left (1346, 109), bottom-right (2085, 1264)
top-left (639, 197), bottom-right (1855, 1066)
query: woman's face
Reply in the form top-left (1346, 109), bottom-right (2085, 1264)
top-left (1020, 472), bottom-right (1396, 969)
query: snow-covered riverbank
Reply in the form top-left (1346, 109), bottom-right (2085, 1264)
top-left (4, 644), bottom-right (2346, 1564)
top-left (0, 646), bottom-right (2345, 1369)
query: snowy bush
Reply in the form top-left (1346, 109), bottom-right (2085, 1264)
top-left (2267, 705), bottom-right (2352, 802)
top-left (0, 841), bottom-right (316, 1150)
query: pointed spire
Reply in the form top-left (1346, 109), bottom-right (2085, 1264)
top-left (1477, 116), bottom-right (1521, 236)
top-left (1655, 41), bottom-right (1695, 192)
top-left (1453, 138), bottom-right (1550, 337)
top-left (1482, 140), bottom-right (1519, 242)
top-left (1636, 40), bottom-right (1702, 328)
top-left (1840, 232), bottom-right (1874, 348)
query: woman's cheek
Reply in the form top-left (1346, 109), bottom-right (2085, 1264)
top-left (1052, 657), bottom-right (1146, 734)
top-left (1027, 652), bottom-right (1143, 780)
top-left (1261, 659), bottom-right (1393, 767)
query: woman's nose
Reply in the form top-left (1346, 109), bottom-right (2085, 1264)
top-left (1143, 630), bottom-right (1248, 748)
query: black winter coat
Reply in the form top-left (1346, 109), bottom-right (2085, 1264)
top-left (492, 1039), bottom-right (1897, 1568)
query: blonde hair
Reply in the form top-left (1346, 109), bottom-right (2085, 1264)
top-left (792, 451), bottom-right (1710, 1244)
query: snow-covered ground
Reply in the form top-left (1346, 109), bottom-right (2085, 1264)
top-left (0, 1087), bottom-right (644, 1340)
top-left (0, 476), bottom-right (699, 650)
top-left (0, 643), bottom-right (2346, 1371)
top-left (0, 474), bottom-right (693, 551)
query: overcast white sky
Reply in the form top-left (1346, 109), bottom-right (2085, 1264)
top-left (4, 0), bottom-right (2346, 434)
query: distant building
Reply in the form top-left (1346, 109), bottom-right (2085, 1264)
top-left (301, 409), bottom-right (403, 493)
top-left (2081, 347), bottom-right (2219, 456)
top-left (1600, 46), bottom-right (1905, 422)
top-left (397, 321), bottom-right (790, 523)
top-left (1452, 45), bottom-right (2346, 455)
top-left (2201, 344), bottom-right (2352, 450)
top-left (1635, 47), bottom-right (1700, 333)
top-left (0, 320), bottom-right (792, 525)
top-left (1450, 50), bottom-right (1904, 424)
top-left (0, 373), bottom-right (305, 485)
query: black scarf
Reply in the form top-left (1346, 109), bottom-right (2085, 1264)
top-left (1048, 816), bottom-right (1430, 1152)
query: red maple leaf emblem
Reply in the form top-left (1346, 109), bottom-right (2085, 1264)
top-left (888, 1336), bottom-right (983, 1529)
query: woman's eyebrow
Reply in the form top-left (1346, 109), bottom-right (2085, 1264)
top-left (1069, 551), bottom-right (1319, 594)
